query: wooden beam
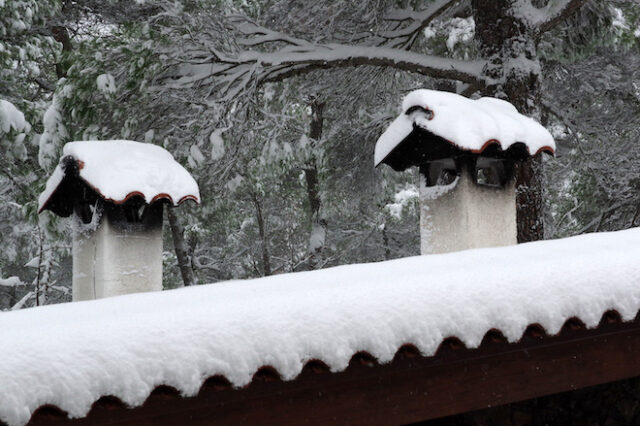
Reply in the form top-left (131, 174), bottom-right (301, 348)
top-left (27, 315), bottom-right (640, 426)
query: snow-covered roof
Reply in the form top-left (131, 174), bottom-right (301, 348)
top-left (374, 89), bottom-right (555, 167)
top-left (38, 140), bottom-right (200, 214)
top-left (2, 228), bottom-right (640, 426)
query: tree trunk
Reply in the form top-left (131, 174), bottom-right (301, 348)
top-left (252, 194), bottom-right (272, 276)
top-left (34, 226), bottom-right (43, 306)
top-left (51, 26), bottom-right (72, 79)
top-left (305, 99), bottom-right (327, 270)
top-left (471, 0), bottom-right (544, 242)
top-left (382, 224), bottom-right (391, 260)
top-left (167, 207), bottom-right (195, 286)
top-left (514, 155), bottom-right (544, 241)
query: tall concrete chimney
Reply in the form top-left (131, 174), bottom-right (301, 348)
top-left (38, 140), bottom-right (199, 300)
top-left (375, 90), bottom-right (555, 255)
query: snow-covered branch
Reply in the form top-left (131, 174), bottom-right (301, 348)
top-left (378, 0), bottom-right (461, 48)
top-left (0, 276), bottom-right (23, 287)
top-left (169, 44), bottom-right (485, 100)
top-left (513, 0), bottom-right (588, 34)
top-left (232, 15), bottom-right (312, 49)
top-left (0, 100), bottom-right (30, 135)
top-left (161, 5), bottom-right (487, 101)
top-left (254, 45), bottom-right (485, 82)
top-left (538, 0), bottom-right (588, 34)
top-left (10, 291), bottom-right (34, 311)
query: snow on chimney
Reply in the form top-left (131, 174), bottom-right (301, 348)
top-left (38, 140), bottom-right (199, 300)
top-left (375, 90), bottom-right (555, 254)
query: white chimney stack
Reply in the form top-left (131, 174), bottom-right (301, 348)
top-left (375, 90), bottom-right (555, 255)
top-left (38, 140), bottom-right (200, 300)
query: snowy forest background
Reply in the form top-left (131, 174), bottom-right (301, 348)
top-left (1, 0), bottom-right (639, 310)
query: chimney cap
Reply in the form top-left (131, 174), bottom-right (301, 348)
top-left (38, 140), bottom-right (200, 216)
top-left (374, 90), bottom-right (555, 169)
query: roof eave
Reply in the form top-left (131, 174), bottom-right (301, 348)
top-left (26, 310), bottom-right (640, 426)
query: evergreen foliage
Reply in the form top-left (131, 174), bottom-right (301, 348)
top-left (2, 0), bottom-right (639, 308)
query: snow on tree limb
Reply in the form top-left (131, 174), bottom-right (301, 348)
top-left (378, 0), bottom-right (461, 48)
top-left (232, 15), bottom-right (313, 49)
top-left (537, 0), bottom-right (588, 34)
top-left (10, 291), bottom-right (34, 311)
top-left (385, 0), bottom-right (456, 22)
top-left (169, 44), bottom-right (485, 100)
top-left (0, 277), bottom-right (23, 287)
top-left (255, 45), bottom-right (485, 83)
top-left (161, 6), bottom-right (487, 100)
top-left (513, 0), bottom-right (588, 34)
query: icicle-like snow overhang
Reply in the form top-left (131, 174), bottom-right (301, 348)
top-left (1, 228), bottom-right (640, 426)
top-left (38, 140), bottom-right (200, 215)
top-left (374, 89), bottom-right (556, 170)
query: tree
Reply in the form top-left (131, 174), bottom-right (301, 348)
top-left (7, 0), bottom-right (636, 302)
top-left (156, 0), bottom-right (619, 243)
top-left (544, 50), bottom-right (640, 236)
top-left (0, 0), bottom-right (73, 310)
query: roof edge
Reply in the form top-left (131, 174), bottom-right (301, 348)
top-left (22, 308), bottom-right (637, 425)
top-left (375, 127), bottom-right (555, 169)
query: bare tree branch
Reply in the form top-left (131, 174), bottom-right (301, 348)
top-left (34, 77), bottom-right (55, 92)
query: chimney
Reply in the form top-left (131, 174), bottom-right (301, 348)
top-left (375, 90), bottom-right (555, 255)
top-left (38, 140), bottom-right (199, 300)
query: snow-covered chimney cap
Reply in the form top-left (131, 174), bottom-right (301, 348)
top-left (38, 140), bottom-right (200, 215)
top-left (374, 89), bottom-right (555, 168)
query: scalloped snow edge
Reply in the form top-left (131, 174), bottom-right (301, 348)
top-left (2, 228), bottom-right (640, 425)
